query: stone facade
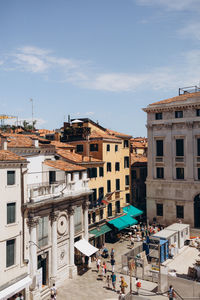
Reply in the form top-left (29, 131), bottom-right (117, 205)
top-left (143, 91), bottom-right (200, 228)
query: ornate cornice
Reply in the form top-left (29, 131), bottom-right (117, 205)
top-left (67, 206), bottom-right (75, 216)
top-left (144, 102), bottom-right (200, 113)
top-left (27, 214), bottom-right (39, 228)
top-left (82, 201), bottom-right (90, 211)
top-left (49, 211), bottom-right (59, 222)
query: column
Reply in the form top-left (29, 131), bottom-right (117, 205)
top-left (50, 211), bottom-right (59, 282)
top-left (27, 215), bottom-right (39, 290)
top-left (68, 206), bottom-right (75, 266)
top-left (82, 201), bottom-right (89, 241)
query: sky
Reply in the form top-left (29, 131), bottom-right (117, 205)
top-left (1, 0), bottom-right (200, 137)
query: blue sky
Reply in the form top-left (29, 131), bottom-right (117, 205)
top-left (1, 0), bottom-right (200, 136)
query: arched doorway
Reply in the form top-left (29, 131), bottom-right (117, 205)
top-left (194, 194), bottom-right (200, 228)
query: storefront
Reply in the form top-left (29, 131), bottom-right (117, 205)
top-left (89, 224), bottom-right (112, 249)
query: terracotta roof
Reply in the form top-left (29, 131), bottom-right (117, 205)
top-left (0, 150), bottom-right (27, 161)
top-left (0, 134), bottom-right (52, 148)
top-left (37, 129), bottom-right (55, 134)
top-left (51, 141), bottom-right (75, 149)
top-left (89, 130), bottom-right (121, 140)
top-left (43, 159), bottom-right (86, 171)
top-left (131, 141), bottom-right (147, 148)
top-left (106, 129), bottom-right (132, 138)
top-left (131, 154), bottom-right (147, 165)
top-left (149, 91), bottom-right (200, 106)
top-left (56, 149), bottom-right (102, 163)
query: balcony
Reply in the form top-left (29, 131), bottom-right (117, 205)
top-left (28, 179), bottom-right (89, 203)
top-left (175, 157), bottom-right (184, 163)
top-left (155, 157), bottom-right (163, 162)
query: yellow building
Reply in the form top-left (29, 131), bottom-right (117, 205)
top-left (61, 119), bottom-right (132, 247)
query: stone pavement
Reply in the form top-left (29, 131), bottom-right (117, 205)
top-left (57, 239), bottom-right (168, 300)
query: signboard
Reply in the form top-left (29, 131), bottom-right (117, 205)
top-left (36, 268), bottom-right (43, 290)
top-left (152, 264), bottom-right (160, 271)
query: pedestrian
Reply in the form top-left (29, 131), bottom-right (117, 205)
top-left (103, 261), bottom-right (107, 274)
top-left (136, 233), bottom-right (141, 242)
top-left (130, 235), bottom-right (134, 247)
top-left (110, 248), bottom-right (114, 258)
top-left (111, 272), bottom-right (116, 291)
top-left (110, 257), bottom-right (115, 273)
top-left (120, 276), bottom-right (128, 294)
top-left (50, 283), bottom-right (57, 299)
top-left (106, 275), bottom-right (110, 289)
top-left (101, 264), bottom-right (105, 278)
top-left (168, 285), bottom-right (176, 300)
top-left (96, 257), bottom-right (101, 272)
top-left (135, 277), bottom-right (141, 294)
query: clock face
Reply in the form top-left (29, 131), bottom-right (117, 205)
top-left (57, 215), bottom-right (68, 235)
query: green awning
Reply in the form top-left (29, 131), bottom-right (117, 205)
top-left (123, 205), bottom-right (143, 217)
top-left (89, 224), bottom-right (112, 238)
top-left (108, 214), bottom-right (138, 230)
top-left (108, 218), bottom-right (128, 231)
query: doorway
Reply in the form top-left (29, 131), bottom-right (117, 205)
top-left (38, 254), bottom-right (48, 286)
top-left (194, 194), bottom-right (200, 228)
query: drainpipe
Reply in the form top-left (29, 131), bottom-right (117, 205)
top-left (20, 163), bottom-right (28, 264)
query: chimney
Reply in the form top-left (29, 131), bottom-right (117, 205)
top-left (1, 136), bottom-right (7, 150)
top-left (32, 138), bottom-right (39, 148)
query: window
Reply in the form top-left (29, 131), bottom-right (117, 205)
top-left (115, 201), bottom-right (120, 213)
top-left (38, 216), bottom-right (48, 247)
top-left (156, 140), bottom-right (163, 156)
top-left (176, 168), bottom-right (184, 180)
top-left (124, 156), bottom-right (129, 168)
top-left (156, 203), bottom-right (163, 216)
top-left (76, 144), bottom-right (83, 153)
top-left (108, 203), bottom-right (112, 217)
top-left (156, 167), bottom-right (164, 179)
top-left (92, 189), bottom-right (97, 203)
top-left (107, 144), bottom-right (110, 151)
top-left (7, 171), bottom-right (15, 185)
top-left (98, 187), bottom-right (104, 202)
top-left (176, 205), bottom-right (184, 219)
top-left (107, 162), bottom-right (111, 172)
top-left (125, 175), bottom-right (129, 186)
top-left (88, 168), bottom-right (97, 178)
top-left (90, 144), bottom-right (98, 152)
top-left (49, 171), bottom-right (56, 184)
top-left (196, 109), bottom-right (200, 116)
top-left (6, 239), bottom-right (15, 267)
top-left (115, 162), bottom-right (120, 171)
top-left (71, 173), bottom-right (74, 181)
top-left (7, 203), bottom-right (16, 224)
top-left (124, 140), bottom-right (129, 148)
top-left (99, 167), bottom-right (104, 177)
top-left (92, 212), bottom-right (96, 223)
top-left (175, 111), bottom-right (183, 118)
top-left (107, 180), bottom-right (111, 193)
top-left (116, 179), bottom-right (120, 191)
top-left (198, 168), bottom-right (200, 180)
top-left (176, 139), bottom-right (184, 156)
top-left (74, 206), bottom-right (82, 233)
top-left (155, 112), bottom-right (162, 120)
top-left (197, 138), bottom-right (200, 156)
top-left (115, 145), bottom-right (118, 152)
top-left (79, 172), bottom-right (82, 180)
top-left (100, 209), bottom-right (103, 220)
top-left (126, 193), bottom-right (130, 203)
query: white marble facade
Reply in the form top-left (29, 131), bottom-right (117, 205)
top-left (143, 92), bottom-right (200, 227)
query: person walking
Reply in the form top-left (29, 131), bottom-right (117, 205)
top-left (110, 248), bottom-right (115, 258)
top-left (130, 235), bottom-right (134, 247)
top-left (135, 277), bottom-right (141, 294)
top-left (106, 275), bottom-right (111, 289)
top-left (120, 276), bottom-right (128, 294)
top-left (103, 261), bottom-right (107, 274)
top-left (168, 285), bottom-right (176, 300)
top-left (96, 257), bottom-right (101, 273)
top-left (110, 257), bottom-right (115, 273)
top-left (50, 283), bottom-right (57, 299)
top-left (111, 272), bottom-right (116, 291)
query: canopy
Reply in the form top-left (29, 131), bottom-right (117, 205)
top-left (108, 214), bottom-right (138, 230)
top-left (74, 239), bottom-right (99, 256)
top-left (123, 205), bottom-right (143, 217)
top-left (89, 224), bottom-right (112, 238)
top-left (0, 276), bottom-right (32, 300)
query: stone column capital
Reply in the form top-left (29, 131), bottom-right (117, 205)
top-left (50, 211), bottom-right (59, 222)
top-left (82, 201), bottom-right (90, 211)
top-left (27, 215), bottom-right (39, 228)
top-left (67, 206), bottom-right (75, 216)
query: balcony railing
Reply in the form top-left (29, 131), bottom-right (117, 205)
top-left (28, 178), bottom-right (89, 203)
top-left (155, 157), bottom-right (163, 162)
top-left (175, 157), bottom-right (184, 163)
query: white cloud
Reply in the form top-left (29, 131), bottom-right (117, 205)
top-left (14, 53), bottom-right (49, 73)
top-left (178, 22), bottom-right (200, 40)
top-left (136, 0), bottom-right (200, 11)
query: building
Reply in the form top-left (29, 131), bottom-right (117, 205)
top-left (143, 87), bottom-right (200, 227)
top-left (61, 118), bottom-right (132, 244)
top-left (0, 133), bottom-right (93, 299)
top-left (0, 144), bottom-right (32, 300)
top-left (130, 138), bottom-right (147, 217)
